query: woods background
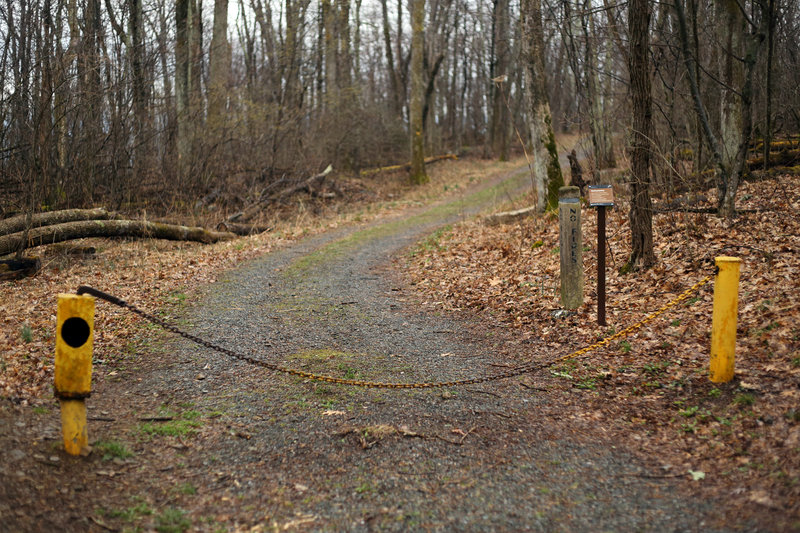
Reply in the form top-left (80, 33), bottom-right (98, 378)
top-left (1, 0), bottom-right (798, 223)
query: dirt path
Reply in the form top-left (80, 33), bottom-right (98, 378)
top-left (1, 167), bottom-right (754, 532)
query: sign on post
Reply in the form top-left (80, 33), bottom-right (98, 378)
top-left (588, 185), bottom-right (614, 325)
top-left (558, 186), bottom-right (583, 310)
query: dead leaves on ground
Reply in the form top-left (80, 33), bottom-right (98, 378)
top-left (403, 174), bottom-right (800, 522)
top-left (0, 235), bottom-right (284, 401)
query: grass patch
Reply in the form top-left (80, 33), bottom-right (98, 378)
top-left (139, 410), bottom-right (204, 438)
top-left (99, 501), bottom-right (152, 523)
top-left (175, 482), bottom-right (197, 495)
top-left (410, 225), bottom-right (452, 257)
top-left (21, 324), bottom-right (33, 343)
top-left (94, 439), bottom-right (134, 460)
top-left (734, 393), bottom-right (756, 407)
top-left (293, 348), bottom-right (356, 361)
top-left (155, 507), bottom-right (191, 533)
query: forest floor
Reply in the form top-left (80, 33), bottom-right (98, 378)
top-left (0, 153), bottom-right (798, 531)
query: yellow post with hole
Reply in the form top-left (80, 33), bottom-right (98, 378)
top-left (710, 257), bottom-right (741, 383)
top-left (54, 294), bottom-right (95, 455)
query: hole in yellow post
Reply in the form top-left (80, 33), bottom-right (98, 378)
top-left (61, 317), bottom-right (90, 348)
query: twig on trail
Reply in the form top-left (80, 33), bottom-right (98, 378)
top-left (487, 362), bottom-right (513, 368)
top-left (472, 410), bottom-right (512, 419)
top-left (88, 416), bottom-right (116, 421)
top-left (465, 388), bottom-right (502, 398)
top-left (435, 426), bottom-right (477, 445)
top-left (89, 516), bottom-right (119, 532)
top-left (138, 416), bottom-right (174, 422)
top-left (433, 434), bottom-right (464, 445)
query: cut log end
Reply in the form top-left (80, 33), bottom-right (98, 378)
top-left (0, 256), bottom-right (41, 280)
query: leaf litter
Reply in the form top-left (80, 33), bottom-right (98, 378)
top-left (403, 173), bottom-right (800, 525)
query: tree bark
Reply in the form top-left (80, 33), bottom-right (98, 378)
top-left (0, 208), bottom-right (114, 237)
top-left (208, 0), bottom-right (231, 129)
top-left (716, 0), bottom-right (746, 217)
top-left (582, 0), bottom-right (615, 169)
top-left (627, 0), bottom-right (655, 269)
top-left (763, 0), bottom-right (776, 171)
top-left (521, 0), bottom-right (563, 211)
top-left (175, 0), bottom-right (192, 176)
top-left (0, 220), bottom-right (236, 256)
top-left (490, 0), bottom-right (510, 160)
top-left (409, 0), bottom-right (428, 184)
top-left (380, 0), bottom-right (401, 116)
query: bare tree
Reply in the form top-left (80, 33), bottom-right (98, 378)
top-left (627, 0), bottom-right (655, 269)
top-left (522, 0), bottom-right (563, 211)
top-left (409, 0), bottom-right (428, 184)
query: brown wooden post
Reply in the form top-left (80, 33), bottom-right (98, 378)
top-left (588, 185), bottom-right (614, 325)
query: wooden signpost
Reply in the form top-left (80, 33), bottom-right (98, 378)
top-left (558, 187), bottom-right (583, 310)
top-left (587, 185), bottom-right (614, 325)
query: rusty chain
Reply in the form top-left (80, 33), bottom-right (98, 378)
top-left (76, 273), bottom-right (712, 389)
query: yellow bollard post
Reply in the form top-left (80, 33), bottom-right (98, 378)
top-left (710, 257), bottom-right (741, 383)
top-left (54, 294), bottom-right (95, 455)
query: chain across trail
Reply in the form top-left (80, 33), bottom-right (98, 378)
top-left (77, 274), bottom-right (712, 389)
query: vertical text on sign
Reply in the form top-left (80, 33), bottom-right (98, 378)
top-left (558, 187), bottom-right (584, 310)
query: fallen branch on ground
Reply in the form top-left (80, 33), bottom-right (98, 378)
top-left (216, 221), bottom-right (272, 236)
top-left (228, 165), bottom-right (333, 223)
top-left (484, 206), bottom-right (537, 226)
top-left (0, 219), bottom-right (236, 256)
top-left (0, 208), bottom-right (114, 237)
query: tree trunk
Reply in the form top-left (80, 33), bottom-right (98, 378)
top-left (582, 0), bottom-right (615, 169)
top-left (322, 0), bottom-right (338, 105)
top-left (0, 208), bottom-right (114, 237)
top-left (627, 0), bottom-right (655, 269)
top-left (208, 0), bottom-right (231, 130)
top-left (716, 0), bottom-right (745, 217)
top-left (175, 0), bottom-right (192, 178)
top-left (409, 0), bottom-right (428, 184)
top-left (0, 220), bottom-right (236, 256)
top-left (490, 0), bottom-right (510, 160)
top-left (522, 0), bottom-right (563, 211)
top-left (128, 0), bottom-right (147, 182)
top-left (380, 0), bottom-right (401, 116)
top-left (763, 0), bottom-right (776, 171)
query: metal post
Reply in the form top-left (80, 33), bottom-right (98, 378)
top-left (54, 294), bottom-right (95, 455)
top-left (710, 257), bottom-right (741, 383)
top-left (597, 206), bottom-right (607, 326)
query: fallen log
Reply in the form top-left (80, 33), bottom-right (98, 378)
top-left (216, 221), bottom-right (272, 236)
top-left (0, 208), bottom-right (114, 236)
top-left (46, 243), bottom-right (97, 256)
top-left (359, 154), bottom-right (457, 177)
top-left (0, 220), bottom-right (236, 256)
top-left (484, 206), bottom-right (538, 226)
top-left (0, 256), bottom-right (41, 280)
top-left (747, 149), bottom-right (800, 170)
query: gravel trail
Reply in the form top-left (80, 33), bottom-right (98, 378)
top-left (1, 167), bottom-right (749, 532)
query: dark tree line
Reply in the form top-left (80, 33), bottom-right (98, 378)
top-left (1, 0), bottom-right (799, 255)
